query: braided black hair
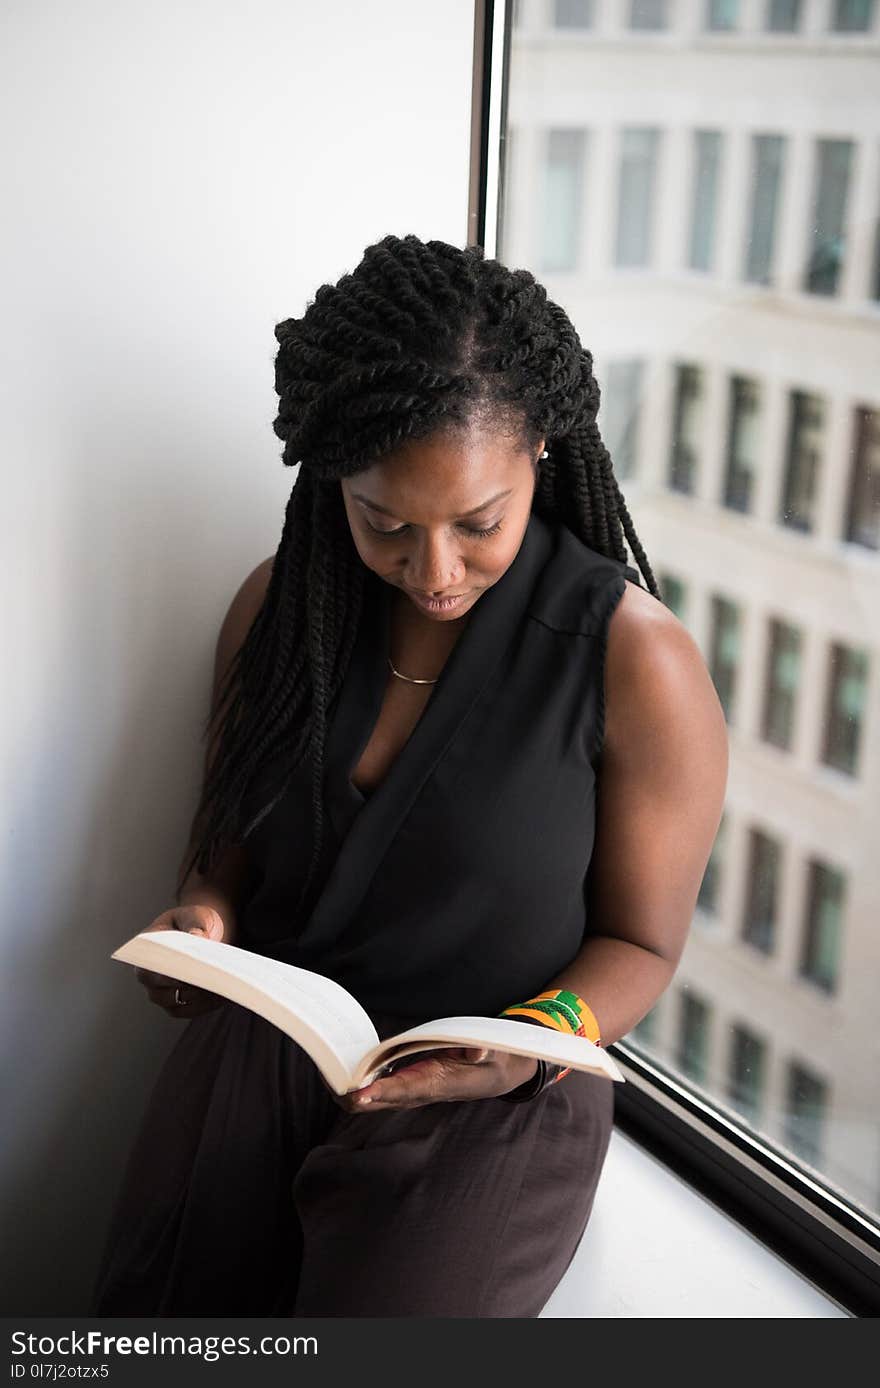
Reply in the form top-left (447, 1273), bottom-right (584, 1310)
top-left (175, 233), bottom-right (660, 915)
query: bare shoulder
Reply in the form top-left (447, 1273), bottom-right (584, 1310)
top-left (603, 579), bottom-right (728, 777)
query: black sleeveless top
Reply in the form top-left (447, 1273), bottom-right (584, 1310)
top-left (236, 509), bottom-right (641, 1026)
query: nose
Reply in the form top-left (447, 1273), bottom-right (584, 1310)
top-left (407, 532), bottom-right (465, 595)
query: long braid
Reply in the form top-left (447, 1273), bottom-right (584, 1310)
top-left (176, 233), bottom-right (661, 920)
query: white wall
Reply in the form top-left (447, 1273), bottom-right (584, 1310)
top-left (1, 0), bottom-right (475, 1314)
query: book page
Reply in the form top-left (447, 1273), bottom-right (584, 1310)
top-left (356, 1015), bottom-right (625, 1087)
top-left (112, 931), bottom-right (379, 1093)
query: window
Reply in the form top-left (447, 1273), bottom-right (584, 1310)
top-left (615, 128), bottom-right (661, 268)
top-left (844, 406), bottom-right (880, 551)
top-left (785, 1062), bottom-right (828, 1166)
top-left (553, 0), bottom-right (595, 27)
top-left (804, 140), bottom-right (853, 296)
top-left (728, 1025), bottom-right (767, 1124)
top-left (496, 0), bottom-right (880, 1294)
top-left (630, 0), bottom-right (668, 28)
top-left (831, 0), bottom-right (875, 32)
top-left (723, 375), bottom-right (760, 513)
top-left (708, 594), bottom-right (740, 723)
top-left (658, 570), bottom-right (686, 620)
top-left (600, 359), bottom-right (644, 479)
top-left (677, 991), bottom-right (711, 1085)
top-left (766, 0), bottom-right (802, 29)
top-left (541, 129), bottom-right (587, 272)
top-left (669, 364), bottom-right (703, 493)
top-left (741, 828), bottom-right (780, 954)
top-left (688, 130), bottom-right (723, 272)
top-left (761, 618), bottom-right (802, 751)
top-left (779, 390), bottom-right (824, 533)
top-left (697, 811), bottom-right (727, 917)
top-left (631, 1003), bottom-right (660, 1046)
top-left (743, 134), bottom-right (786, 285)
top-left (821, 642), bottom-right (869, 776)
top-left (800, 860), bottom-right (846, 994)
top-left (707, 0), bottom-right (739, 29)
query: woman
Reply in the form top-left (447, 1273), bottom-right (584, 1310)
top-left (90, 233), bottom-right (728, 1317)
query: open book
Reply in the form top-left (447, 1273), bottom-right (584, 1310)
top-left (111, 929), bottom-right (625, 1094)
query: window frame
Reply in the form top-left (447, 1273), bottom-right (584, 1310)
top-left (470, 0), bottom-right (880, 1317)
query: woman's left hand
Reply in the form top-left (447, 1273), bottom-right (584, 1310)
top-left (337, 1046), bottom-right (538, 1112)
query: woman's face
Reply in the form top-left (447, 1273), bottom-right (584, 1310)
top-left (340, 422), bottom-right (545, 623)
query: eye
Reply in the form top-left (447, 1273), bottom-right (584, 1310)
top-left (366, 520), bottom-right (504, 539)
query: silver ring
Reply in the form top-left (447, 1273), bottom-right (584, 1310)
top-left (174, 986), bottom-right (188, 1006)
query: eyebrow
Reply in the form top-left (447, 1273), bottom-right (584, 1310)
top-left (350, 488), bottom-right (514, 520)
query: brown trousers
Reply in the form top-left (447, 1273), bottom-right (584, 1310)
top-left (89, 999), bottom-right (613, 1317)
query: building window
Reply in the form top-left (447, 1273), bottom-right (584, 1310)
top-left (761, 618), bottom-right (802, 751)
top-left (697, 811), bottom-right (727, 916)
top-left (800, 860), bottom-right (846, 994)
top-left (669, 364), bottom-right (703, 493)
top-left (821, 642), bottom-right (869, 776)
top-left (785, 1062), bottom-right (828, 1166)
top-left (723, 375), bottom-right (761, 513)
top-left (631, 1003), bottom-right (660, 1046)
top-left (659, 571), bottom-right (687, 620)
top-left (614, 128), bottom-right (660, 268)
top-left (677, 991), bottom-right (711, 1085)
top-left (688, 130), bottom-right (723, 272)
top-left (831, 0), bottom-right (875, 31)
top-left (706, 0), bottom-right (739, 28)
top-left (553, 0), bottom-right (595, 26)
top-left (804, 140), bottom-right (853, 297)
top-left (779, 390), bottom-right (824, 533)
top-left (630, 0), bottom-right (668, 28)
top-left (708, 594), bottom-right (740, 722)
top-left (728, 1024), bottom-right (767, 1124)
top-left (600, 359), bottom-right (644, 479)
top-left (540, 129), bottom-right (587, 273)
top-left (743, 134), bottom-right (786, 286)
top-left (844, 406), bottom-right (880, 551)
top-left (766, 0), bottom-right (802, 28)
top-left (741, 828), bottom-right (780, 954)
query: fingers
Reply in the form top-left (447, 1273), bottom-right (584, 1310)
top-left (350, 1051), bottom-right (500, 1112)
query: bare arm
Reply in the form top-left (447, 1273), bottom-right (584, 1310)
top-left (540, 582), bottom-right (730, 1046)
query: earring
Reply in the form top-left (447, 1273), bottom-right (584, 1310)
top-left (539, 449), bottom-right (549, 460)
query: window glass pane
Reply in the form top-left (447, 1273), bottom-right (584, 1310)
top-left (800, 861), bottom-right (846, 993)
top-left (502, 0), bottom-right (880, 1223)
top-left (804, 140), bottom-right (853, 296)
top-left (766, 0), bottom-right (802, 29)
top-left (743, 134), bottom-right (786, 285)
top-left (554, 0), bottom-right (595, 27)
top-left (689, 131), bottom-right (723, 271)
top-left (600, 359), bottom-right (644, 479)
top-left (723, 374), bottom-right (760, 511)
top-left (761, 619), bottom-right (802, 750)
top-left (780, 390), bottom-right (824, 532)
top-left (615, 128), bottom-right (660, 267)
top-left (831, 0), bottom-right (875, 31)
top-left (541, 129), bottom-right (587, 272)
top-left (728, 1024), bottom-right (767, 1124)
top-left (845, 406), bottom-right (880, 550)
top-left (669, 363), bottom-right (703, 492)
top-left (630, 0), bottom-right (668, 28)
top-left (707, 0), bottom-right (740, 29)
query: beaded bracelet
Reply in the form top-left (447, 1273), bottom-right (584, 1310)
top-left (497, 989), bottom-right (601, 1102)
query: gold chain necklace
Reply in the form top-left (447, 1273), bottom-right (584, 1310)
top-left (386, 654), bottom-right (439, 685)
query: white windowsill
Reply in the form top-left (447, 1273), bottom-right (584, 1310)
top-left (541, 1128), bottom-right (850, 1317)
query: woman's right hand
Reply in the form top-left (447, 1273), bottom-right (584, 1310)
top-left (133, 905), bottom-right (227, 1019)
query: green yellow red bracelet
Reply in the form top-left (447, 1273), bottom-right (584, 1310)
top-left (499, 989), bottom-right (601, 1084)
